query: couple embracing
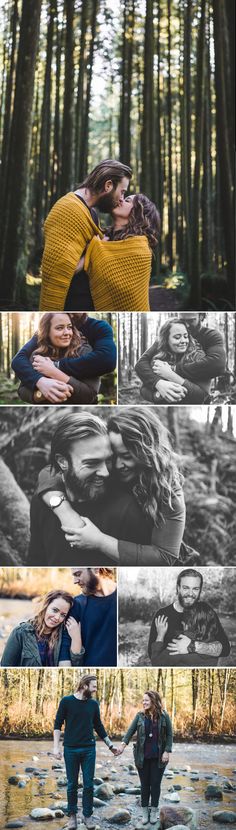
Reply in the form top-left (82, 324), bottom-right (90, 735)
top-left (53, 674), bottom-right (172, 829)
top-left (39, 160), bottom-right (160, 312)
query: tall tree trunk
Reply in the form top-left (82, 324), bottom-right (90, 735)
top-left (189, 0), bottom-right (206, 308)
top-left (213, 0), bottom-right (234, 297)
top-left (61, 0), bottom-right (75, 194)
top-left (140, 0), bottom-right (154, 197)
top-left (119, 0), bottom-right (135, 166)
top-left (0, 0), bottom-right (42, 306)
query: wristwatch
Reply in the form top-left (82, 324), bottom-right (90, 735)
top-left (49, 494), bottom-right (67, 510)
top-left (187, 639), bottom-right (196, 653)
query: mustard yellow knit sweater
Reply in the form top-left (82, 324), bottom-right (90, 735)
top-left (84, 236), bottom-right (151, 310)
top-left (39, 193), bottom-right (103, 310)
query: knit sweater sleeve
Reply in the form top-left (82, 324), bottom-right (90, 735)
top-left (135, 342), bottom-right (160, 388)
top-left (93, 701), bottom-right (108, 740)
top-left (118, 487), bottom-right (185, 565)
top-left (180, 327), bottom-right (226, 382)
top-left (54, 698), bottom-right (67, 730)
top-left (59, 318), bottom-right (116, 377)
top-left (11, 335), bottom-right (43, 389)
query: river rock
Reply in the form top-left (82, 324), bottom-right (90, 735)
top-left (159, 806), bottom-right (197, 830)
top-left (52, 802), bottom-right (67, 812)
top-left (93, 797), bottom-right (108, 807)
top-left (190, 774), bottom-right (199, 781)
top-left (25, 766), bottom-right (37, 772)
top-left (8, 775), bottom-right (27, 785)
top-left (51, 765), bottom-right (64, 770)
top-left (94, 783), bottom-right (114, 799)
top-left (18, 782), bottom-right (26, 788)
top-left (56, 777), bottom-right (67, 787)
top-left (5, 823), bottom-right (26, 828)
top-left (105, 808), bottom-right (131, 823)
top-left (213, 813), bottom-right (236, 824)
top-left (53, 810), bottom-right (65, 818)
top-left (205, 784), bottom-right (223, 800)
top-left (113, 786), bottom-right (126, 794)
top-left (93, 778), bottom-right (104, 785)
top-left (223, 780), bottom-right (236, 791)
top-left (163, 793), bottom-right (181, 803)
top-left (124, 787), bottom-right (141, 794)
top-left (30, 808), bottom-right (55, 820)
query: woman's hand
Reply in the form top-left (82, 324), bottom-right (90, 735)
top-left (161, 751), bottom-right (169, 764)
top-left (74, 255), bottom-right (85, 273)
top-left (65, 617), bottom-right (82, 653)
top-left (33, 355), bottom-right (56, 376)
top-left (62, 517), bottom-right (105, 551)
top-left (154, 615), bottom-right (168, 641)
top-left (53, 748), bottom-right (62, 760)
top-left (152, 359), bottom-right (172, 375)
top-left (155, 379), bottom-right (187, 402)
top-left (36, 377), bottom-right (73, 402)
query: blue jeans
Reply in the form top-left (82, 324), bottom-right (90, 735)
top-left (64, 745), bottom-right (96, 817)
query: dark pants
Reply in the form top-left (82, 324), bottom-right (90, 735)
top-left (64, 745), bottom-right (95, 817)
top-left (138, 759), bottom-right (165, 807)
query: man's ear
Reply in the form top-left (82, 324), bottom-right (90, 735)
top-left (55, 454), bottom-right (68, 473)
top-left (104, 179), bottom-right (113, 193)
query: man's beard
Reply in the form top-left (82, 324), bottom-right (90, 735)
top-left (82, 572), bottom-right (100, 595)
top-left (97, 190), bottom-right (117, 212)
top-left (178, 594), bottom-right (200, 609)
top-left (65, 466), bottom-right (106, 502)
top-left (82, 688), bottom-right (93, 699)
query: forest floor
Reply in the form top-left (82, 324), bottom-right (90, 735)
top-left (1, 740), bottom-right (236, 830)
top-left (0, 374), bottom-right (24, 405)
top-left (118, 616), bottom-right (236, 668)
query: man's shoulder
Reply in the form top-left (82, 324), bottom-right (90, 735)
top-left (154, 604), bottom-right (174, 617)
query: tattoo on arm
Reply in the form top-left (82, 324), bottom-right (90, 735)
top-left (195, 641), bottom-right (222, 656)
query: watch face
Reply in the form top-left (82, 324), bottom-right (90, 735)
top-left (50, 495), bottom-right (63, 508)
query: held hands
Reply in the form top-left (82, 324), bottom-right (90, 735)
top-left (154, 615), bottom-right (168, 641)
top-left (167, 634), bottom-right (191, 654)
top-left (113, 743), bottom-right (126, 757)
top-left (62, 517), bottom-right (104, 551)
top-left (33, 355), bottom-right (56, 376)
top-left (36, 377), bottom-right (73, 402)
top-left (155, 379), bottom-right (187, 402)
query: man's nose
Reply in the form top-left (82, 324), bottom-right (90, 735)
top-left (97, 461), bottom-right (110, 477)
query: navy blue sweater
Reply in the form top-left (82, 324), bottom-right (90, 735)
top-left (59, 591), bottom-right (117, 667)
top-left (54, 696), bottom-right (107, 747)
top-left (11, 317), bottom-right (116, 390)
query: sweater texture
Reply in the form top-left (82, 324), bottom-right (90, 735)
top-left (84, 236), bottom-right (151, 310)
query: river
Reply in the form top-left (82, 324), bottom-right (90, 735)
top-left (0, 740), bottom-right (235, 829)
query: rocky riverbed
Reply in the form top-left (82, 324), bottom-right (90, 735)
top-left (0, 741), bottom-right (236, 830)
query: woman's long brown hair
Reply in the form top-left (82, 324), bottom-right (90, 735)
top-left (34, 312), bottom-right (84, 359)
top-left (111, 194), bottom-right (161, 251)
top-left (144, 690), bottom-right (163, 720)
top-left (31, 590), bottom-right (74, 652)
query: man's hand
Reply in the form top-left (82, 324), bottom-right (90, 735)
top-left (167, 634), bottom-right (191, 654)
top-left (161, 752), bottom-right (169, 764)
top-left (74, 255), bottom-right (85, 273)
top-left (65, 618), bottom-right (82, 653)
top-left (152, 359), bottom-right (172, 375)
top-left (155, 380), bottom-right (187, 402)
top-left (33, 355), bottom-right (56, 376)
top-left (62, 517), bottom-right (104, 551)
top-left (115, 743), bottom-right (126, 756)
top-left (36, 377), bottom-right (73, 402)
top-left (110, 747), bottom-right (120, 756)
top-left (154, 615), bottom-right (168, 642)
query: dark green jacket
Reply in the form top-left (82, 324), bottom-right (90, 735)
top-left (1, 621), bottom-right (84, 667)
top-left (122, 710), bottom-right (173, 769)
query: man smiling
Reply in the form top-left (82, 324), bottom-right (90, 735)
top-left (148, 569), bottom-right (230, 667)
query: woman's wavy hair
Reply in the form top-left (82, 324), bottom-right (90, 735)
top-left (144, 690), bottom-right (163, 720)
top-left (153, 318), bottom-right (204, 365)
top-left (111, 194), bottom-right (160, 251)
top-left (34, 312), bottom-right (86, 359)
top-left (107, 406), bottom-right (181, 526)
top-left (183, 601), bottom-right (221, 642)
top-left (31, 590), bottom-right (74, 651)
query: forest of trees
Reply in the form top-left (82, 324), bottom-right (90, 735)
top-left (118, 311), bottom-right (236, 402)
top-left (0, 404), bottom-right (235, 567)
top-left (0, 565), bottom-right (116, 598)
top-left (0, 0), bottom-right (234, 310)
top-left (0, 310), bottom-right (117, 403)
top-left (0, 667), bottom-right (235, 738)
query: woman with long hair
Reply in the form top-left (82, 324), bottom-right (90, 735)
top-left (135, 315), bottom-right (226, 404)
top-left (11, 312), bottom-right (116, 404)
top-left (76, 194), bottom-right (161, 311)
top-left (37, 407), bottom-right (186, 566)
top-left (117, 690), bottom-right (172, 825)
top-left (1, 590), bottom-right (84, 667)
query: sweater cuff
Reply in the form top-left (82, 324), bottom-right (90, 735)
top-left (104, 736), bottom-right (113, 749)
top-left (70, 646), bottom-right (85, 666)
top-left (118, 541), bottom-right (138, 565)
